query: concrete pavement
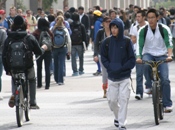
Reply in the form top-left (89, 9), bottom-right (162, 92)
top-left (0, 47), bottom-right (175, 130)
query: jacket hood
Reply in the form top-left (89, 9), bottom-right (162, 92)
top-left (7, 31), bottom-right (27, 40)
top-left (109, 18), bottom-right (124, 39)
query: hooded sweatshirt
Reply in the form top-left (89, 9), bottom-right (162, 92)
top-left (100, 18), bottom-right (135, 81)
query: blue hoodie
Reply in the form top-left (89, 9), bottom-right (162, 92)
top-left (100, 18), bottom-right (135, 81)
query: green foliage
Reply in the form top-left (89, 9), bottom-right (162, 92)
top-left (16, 0), bottom-right (26, 11)
top-left (42, 0), bottom-right (58, 11)
top-left (155, 1), bottom-right (175, 9)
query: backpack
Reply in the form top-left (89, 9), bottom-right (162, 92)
top-left (53, 27), bottom-right (67, 48)
top-left (7, 35), bottom-right (33, 72)
top-left (144, 24), bottom-right (164, 41)
top-left (70, 24), bottom-right (83, 45)
top-left (39, 31), bottom-right (52, 51)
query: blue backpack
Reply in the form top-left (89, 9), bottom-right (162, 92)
top-left (53, 27), bottom-right (66, 48)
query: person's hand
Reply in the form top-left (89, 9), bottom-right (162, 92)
top-left (41, 44), bottom-right (48, 51)
top-left (93, 56), bottom-right (99, 62)
top-left (166, 56), bottom-right (173, 62)
top-left (136, 58), bottom-right (142, 64)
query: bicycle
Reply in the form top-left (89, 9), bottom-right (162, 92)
top-left (12, 71), bottom-right (30, 127)
top-left (141, 59), bottom-right (171, 125)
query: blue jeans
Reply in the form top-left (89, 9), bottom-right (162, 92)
top-left (142, 53), bottom-right (172, 107)
top-left (71, 45), bottom-right (84, 73)
top-left (53, 47), bottom-right (66, 83)
top-left (0, 55), bottom-right (3, 92)
top-left (136, 63), bottom-right (144, 97)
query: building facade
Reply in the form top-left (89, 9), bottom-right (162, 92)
top-left (6, 0), bottom-right (152, 15)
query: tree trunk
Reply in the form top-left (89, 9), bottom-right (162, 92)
top-left (0, 0), bottom-right (7, 9)
top-left (38, 0), bottom-right (42, 8)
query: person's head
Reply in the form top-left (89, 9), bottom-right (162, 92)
top-left (146, 8), bottom-right (159, 29)
top-left (93, 6), bottom-right (101, 11)
top-left (102, 16), bottom-right (111, 29)
top-left (134, 6), bottom-right (141, 14)
top-left (37, 8), bottom-right (42, 15)
top-left (40, 11), bottom-right (45, 18)
top-left (64, 6), bottom-right (69, 12)
top-left (10, 6), bottom-right (16, 17)
top-left (72, 12), bottom-right (79, 22)
top-left (56, 9), bottom-right (64, 17)
top-left (26, 9), bottom-right (32, 17)
top-left (109, 18), bottom-right (124, 37)
top-left (54, 15), bottom-right (64, 28)
top-left (0, 10), bottom-right (6, 20)
top-left (64, 12), bottom-right (71, 19)
top-left (109, 9), bottom-right (117, 20)
top-left (37, 18), bottom-right (49, 31)
top-left (78, 6), bottom-right (84, 15)
top-left (69, 7), bottom-right (76, 13)
top-left (48, 14), bottom-right (55, 23)
top-left (17, 9), bottom-right (23, 16)
top-left (169, 8), bottom-right (175, 16)
top-left (136, 10), bottom-right (146, 24)
top-left (159, 7), bottom-right (166, 16)
top-left (11, 15), bottom-right (27, 31)
top-left (50, 7), bottom-right (54, 14)
top-left (129, 4), bottom-right (134, 10)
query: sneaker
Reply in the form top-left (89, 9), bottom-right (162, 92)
top-left (8, 95), bottom-right (15, 108)
top-left (58, 82), bottom-right (64, 85)
top-left (119, 126), bottom-right (127, 130)
top-left (93, 71), bottom-right (101, 76)
top-left (30, 104), bottom-right (40, 109)
top-left (135, 94), bottom-right (142, 100)
top-left (164, 106), bottom-right (173, 113)
top-left (79, 71), bottom-right (85, 75)
top-left (144, 88), bottom-right (152, 94)
top-left (114, 119), bottom-right (119, 127)
top-left (72, 72), bottom-right (79, 76)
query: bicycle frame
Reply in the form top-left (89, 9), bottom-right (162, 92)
top-left (142, 60), bottom-right (166, 125)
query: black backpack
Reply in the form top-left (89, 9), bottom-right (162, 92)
top-left (70, 24), bottom-right (83, 44)
top-left (7, 35), bottom-right (33, 72)
top-left (39, 31), bottom-right (52, 51)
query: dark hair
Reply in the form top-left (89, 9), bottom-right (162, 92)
top-left (129, 4), bottom-right (134, 8)
top-left (11, 21), bottom-right (27, 31)
top-left (134, 6), bottom-right (141, 10)
top-left (64, 12), bottom-right (71, 19)
top-left (146, 8), bottom-right (159, 17)
top-left (78, 6), bottom-right (84, 10)
top-left (137, 10), bottom-right (146, 17)
top-left (37, 8), bottom-right (42, 11)
top-left (109, 9), bottom-right (116, 15)
top-left (47, 14), bottom-right (55, 23)
top-left (94, 6), bottom-right (100, 11)
top-left (169, 8), bottom-right (175, 15)
top-left (72, 12), bottom-right (79, 22)
top-left (103, 16), bottom-right (111, 22)
top-left (37, 18), bottom-right (50, 31)
top-left (159, 7), bottom-right (165, 11)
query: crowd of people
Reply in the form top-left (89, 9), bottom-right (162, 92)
top-left (0, 4), bottom-right (174, 130)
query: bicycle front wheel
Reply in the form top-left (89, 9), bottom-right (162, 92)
top-left (16, 85), bottom-right (24, 127)
top-left (152, 82), bottom-right (159, 125)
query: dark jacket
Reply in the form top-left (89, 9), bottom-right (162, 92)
top-left (94, 28), bottom-right (106, 56)
top-left (80, 14), bottom-right (90, 32)
top-left (100, 18), bottom-right (135, 81)
top-left (2, 31), bottom-right (44, 74)
top-left (93, 17), bottom-right (103, 42)
top-left (70, 21), bottom-right (87, 46)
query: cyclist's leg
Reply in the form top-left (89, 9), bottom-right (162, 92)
top-left (156, 56), bottom-right (172, 107)
top-left (142, 54), bottom-right (153, 89)
top-left (136, 63), bottom-right (144, 97)
top-left (27, 67), bottom-right (37, 105)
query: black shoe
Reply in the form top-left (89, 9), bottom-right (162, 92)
top-left (114, 119), bottom-right (119, 127)
top-left (119, 126), bottom-right (127, 130)
top-left (37, 86), bottom-right (42, 88)
top-left (30, 104), bottom-right (40, 109)
top-left (93, 71), bottom-right (101, 76)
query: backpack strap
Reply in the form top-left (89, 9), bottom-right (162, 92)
top-left (158, 24), bottom-right (164, 39)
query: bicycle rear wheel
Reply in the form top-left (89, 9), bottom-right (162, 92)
top-left (152, 82), bottom-right (159, 125)
top-left (24, 92), bottom-right (30, 121)
top-left (16, 85), bottom-right (24, 127)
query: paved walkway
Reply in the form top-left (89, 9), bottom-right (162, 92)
top-left (0, 47), bottom-right (175, 130)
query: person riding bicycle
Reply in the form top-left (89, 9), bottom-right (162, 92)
top-left (2, 15), bottom-right (48, 109)
top-left (136, 8), bottom-right (173, 113)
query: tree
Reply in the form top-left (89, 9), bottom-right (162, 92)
top-left (63, 0), bottom-right (68, 9)
top-left (42, 0), bottom-right (58, 11)
top-left (16, 0), bottom-right (26, 11)
top-left (0, 0), bottom-right (7, 9)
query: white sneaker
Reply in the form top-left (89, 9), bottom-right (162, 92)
top-left (164, 106), bottom-right (173, 113)
top-left (144, 88), bottom-right (152, 94)
top-left (135, 94), bottom-right (142, 100)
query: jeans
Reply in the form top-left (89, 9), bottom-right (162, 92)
top-left (36, 51), bottom-right (51, 88)
top-left (0, 55), bottom-right (3, 92)
top-left (71, 45), bottom-right (84, 73)
top-left (142, 53), bottom-right (172, 107)
top-left (136, 63), bottom-right (144, 97)
top-left (53, 47), bottom-right (66, 83)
